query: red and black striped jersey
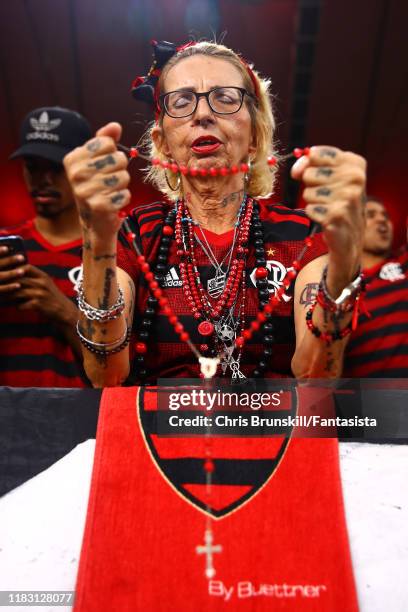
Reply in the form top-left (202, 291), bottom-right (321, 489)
top-left (0, 219), bottom-right (89, 387)
top-left (344, 247), bottom-right (408, 377)
top-left (117, 201), bottom-right (327, 381)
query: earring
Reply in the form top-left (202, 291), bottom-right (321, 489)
top-left (244, 160), bottom-right (252, 188)
top-left (164, 169), bottom-right (181, 192)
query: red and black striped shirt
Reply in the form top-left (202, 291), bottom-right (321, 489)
top-left (117, 201), bottom-right (327, 381)
top-left (344, 247), bottom-right (408, 377)
top-left (0, 220), bottom-right (89, 387)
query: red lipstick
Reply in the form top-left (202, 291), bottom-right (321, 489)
top-left (191, 135), bottom-right (221, 155)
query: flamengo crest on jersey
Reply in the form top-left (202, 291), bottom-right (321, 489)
top-left (68, 265), bottom-right (83, 292)
top-left (379, 261), bottom-right (405, 282)
top-left (249, 260), bottom-right (293, 302)
top-left (27, 111), bottom-right (61, 142)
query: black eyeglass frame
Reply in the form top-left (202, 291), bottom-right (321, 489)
top-left (158, 86), bottom-right (257, 118)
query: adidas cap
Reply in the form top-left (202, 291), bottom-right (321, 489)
top-left (10, 106), bottom-right (92, 164)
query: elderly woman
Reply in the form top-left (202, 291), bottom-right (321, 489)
top-left (64, 41), bottom-right (366, 386)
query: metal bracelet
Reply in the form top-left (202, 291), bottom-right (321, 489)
top-left (320, 265), bottom-right (363, 309)
top-left (77, 279), bottom-right (125, 322)
top-left (76, 321), bottom-right (132, 356)
top-left (76, 321), bottom-right (128, 348)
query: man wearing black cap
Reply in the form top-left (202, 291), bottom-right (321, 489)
top-left (0, 106), bottom-right (92, 387)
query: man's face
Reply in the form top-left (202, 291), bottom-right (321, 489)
top-left (363, 200), bottom-right (393, 255)
top-left (23, 156), bottom-right (76, 218)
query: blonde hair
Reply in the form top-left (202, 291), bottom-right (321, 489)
top-left (140, 41), bottom-right (278, 201)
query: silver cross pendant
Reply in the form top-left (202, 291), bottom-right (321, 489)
top-left (229, 360), bottom-right (246, 379)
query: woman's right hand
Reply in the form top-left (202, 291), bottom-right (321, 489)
top-left (63, 122), bottom-right (131, 240)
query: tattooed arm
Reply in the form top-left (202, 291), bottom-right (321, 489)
top-left (78, 241), bottom-right (135, 386)
top-left (64, 122), bottom-right (134, 386)
top-left (289, 145), bottom-right (366, 378)
top-left (292, 145), bottom-right (366, 290)
top-left (292, 255), bottom-right (353, 378)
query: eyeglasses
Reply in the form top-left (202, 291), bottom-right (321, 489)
top-left (159, 87), bottom-right (256, 119)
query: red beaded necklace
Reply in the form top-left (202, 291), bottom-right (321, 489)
top-left (121, 144), bottom-right (310, 178)
top-left (120, 145), bottom-right (316, 378)
top-left (176, 197), bottom-right (251, 329)
top-left (120, 146), bottom-right (317, 579)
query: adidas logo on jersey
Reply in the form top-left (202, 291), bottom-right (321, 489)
top-left (163, 266), bottom-right (182, 287)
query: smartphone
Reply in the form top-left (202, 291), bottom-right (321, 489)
top-left (0, 235), bottom-right (27, 269)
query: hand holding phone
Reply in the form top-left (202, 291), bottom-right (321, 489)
top-left (0, 235), bottom-right (28, 297)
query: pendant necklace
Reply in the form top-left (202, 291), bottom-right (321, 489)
top-left (119, 147), bottom-right (318, 578)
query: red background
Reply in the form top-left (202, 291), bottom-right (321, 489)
top-left (0, 1), bottom-right (407, 244)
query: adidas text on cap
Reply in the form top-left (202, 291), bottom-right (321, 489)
top-left (10, 106), bottom-right (92, 164)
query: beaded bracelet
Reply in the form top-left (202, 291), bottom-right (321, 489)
top-left (77, 280), bottom-right (125, 322)
top-left (305, 299), bottom-right (353, 345)
top-left (76, 321), bottom-right (132, 356)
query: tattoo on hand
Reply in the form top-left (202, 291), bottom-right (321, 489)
top-left (312, 205), bottom-right (328, 215)
top-left (86, 139), bottom-right (101, 153)
top-left (316, 187), bottom-right (331, 197)
top-left (320, 148), bottom-right (337, 159)
top-left (299, 283), bottom-right (319, 307)
top-left (316, 168), bottom-right (333, 177)
top-left (88, 154), bottom-right (116, 170)
top-left (111, 193), bottom-right (125, 205)
top-left (104, 176), bottom-right (119, 187)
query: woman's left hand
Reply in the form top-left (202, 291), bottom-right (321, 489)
top-left (291, 145), bottom-right (366, 294)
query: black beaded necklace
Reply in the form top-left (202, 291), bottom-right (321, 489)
top-left (131, 200), bottom-right (275, 383)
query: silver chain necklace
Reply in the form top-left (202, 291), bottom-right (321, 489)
top-left (194, 232), bottom-right (237, 299)
top-left (194, 196), bottom-right (247, 299)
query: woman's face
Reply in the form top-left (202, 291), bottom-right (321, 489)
top-left (152, 55), bottom-right (256, 174)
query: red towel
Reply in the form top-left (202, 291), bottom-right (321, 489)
top-left (74, 387), bottom-right (358, 611)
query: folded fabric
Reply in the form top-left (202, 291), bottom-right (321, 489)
top-left (75, 386), bottom-right (358, 611)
